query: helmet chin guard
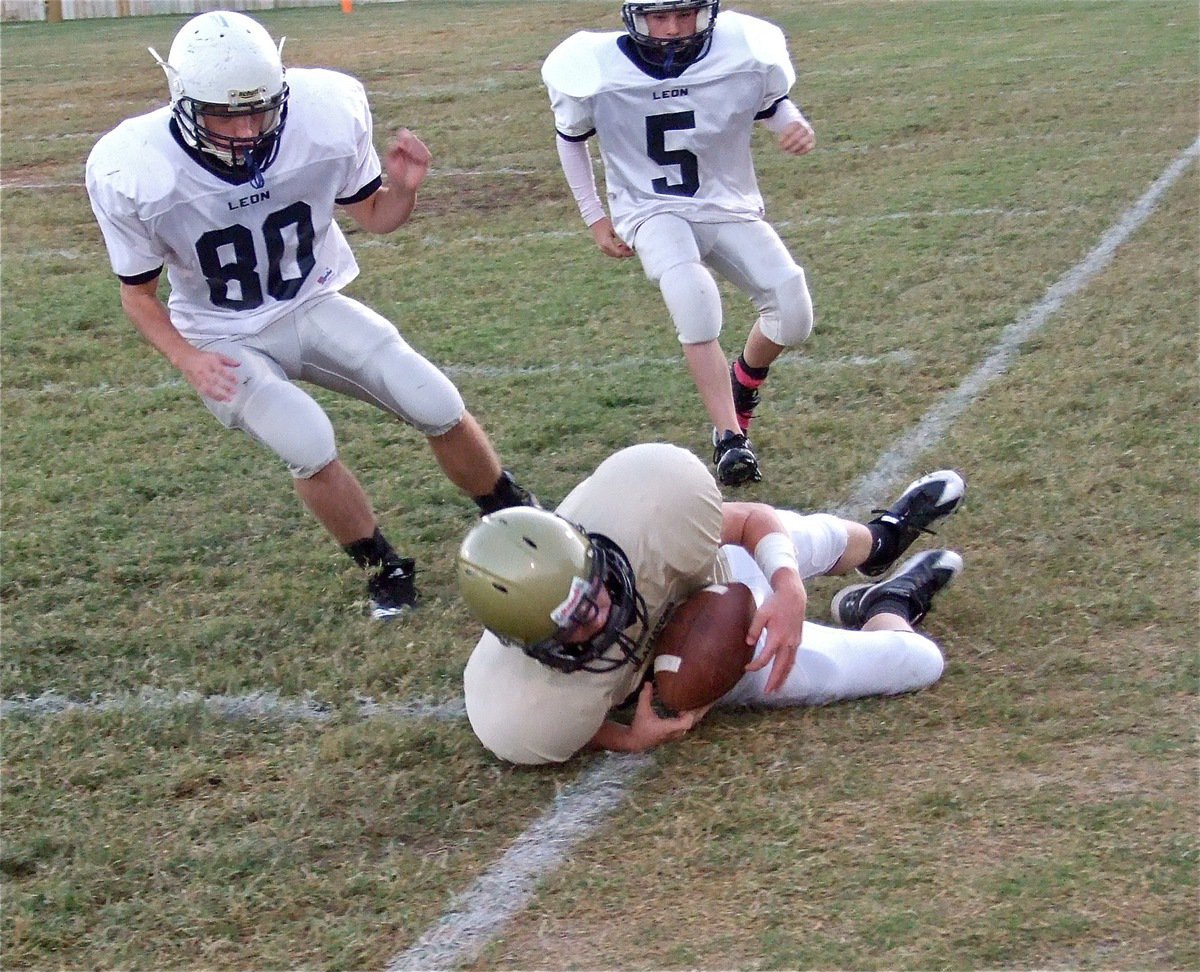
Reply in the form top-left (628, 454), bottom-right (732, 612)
top-left (527, 533), bottom-right (650, 674)
top-left (151, 10), bottom-right (289, 186)
top-left (457, 508), bottom-right (650, 675)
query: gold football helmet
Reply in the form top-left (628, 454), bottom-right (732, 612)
top-left (457, 507), bottom-right (648, 673)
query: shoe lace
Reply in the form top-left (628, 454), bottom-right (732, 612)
top-left (869, 508), bottom-right (939, 537)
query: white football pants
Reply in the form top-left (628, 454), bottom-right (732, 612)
top-left (631, 213), bottom-right (813, 347)
top-left (717, 510), bottom-right (945, 708)
top-left (196, 292), bottom-right (465, 478)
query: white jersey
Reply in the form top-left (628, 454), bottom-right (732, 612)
top-left (542, 10), bottom-right (796, 241)
top-left (463, 443), bottom-right (730, 765)
top-left (85, 68), bottom-right (379, 341)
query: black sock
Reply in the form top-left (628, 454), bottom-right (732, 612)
top-left (343, 527), bottom-right (397, 572)
top-left (475, 470), bottom-right (534, 515)
top-left (735, 354), bottom-right (770, 382)
top-left (861, 522), bottom-right (899, 572)
top-left (863, 593), bottom-right (914, 624)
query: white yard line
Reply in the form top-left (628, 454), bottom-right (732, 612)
top-left (383, 137), bottom-right (1200, 972)
top-left (0, 689), bottom-right (465, 723)
top-left (2, 350), bottom-right (913, 399)
top-left (387, 752), bottom-right (654, 972)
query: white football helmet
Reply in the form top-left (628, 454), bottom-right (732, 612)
top-left (621, 0), bottom-right (719, 67)
top-left (150, 11), bottom-right (289, 181)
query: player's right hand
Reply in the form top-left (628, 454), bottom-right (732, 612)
top-left (179, 347), bottom-right (241, 402)
top-left (589, 217), bottom-right (634, 259)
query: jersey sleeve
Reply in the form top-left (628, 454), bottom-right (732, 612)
top-left (464, 632), bottom-right (613, 765)
top-left (541, 31), bottom-right (613, 138)
top-left (754, 17), bottom-right (797, 109)
top-left (85, 134), bottom-right (167, 280)
top-left (724, 10), bottom-right (797, 111)
top-left (329, 72), bottom-right (382, 203)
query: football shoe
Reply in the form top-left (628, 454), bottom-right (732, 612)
top-left (831, 549), bottom-right (963, 628)
top-left (712, 428), bottom-right (762, 486)
top-left (858, 470), bottom-right (966, 576)
top-left (368, 557), bottom-right (417, 621)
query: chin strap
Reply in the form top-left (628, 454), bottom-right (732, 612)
top-left (244, 151), bottom-right (266, 190)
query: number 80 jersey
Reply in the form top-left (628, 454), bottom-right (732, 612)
top-left (541, 10), bottom-right (797, 243)
top-left (86, 68), bottom-right (378, 341)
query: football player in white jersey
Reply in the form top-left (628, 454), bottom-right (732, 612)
top-left (457, 443), bottom-right (966, 765)
top-left (86, 11), bottom-right (538, 621)
top-left (542, 2), bottom-right (818, 487)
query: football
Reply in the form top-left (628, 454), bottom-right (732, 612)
top-left (652, 582), bottom-right (757, 712)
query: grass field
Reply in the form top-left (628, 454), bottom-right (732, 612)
top-left (2, 0), bottom-right (1198, 969)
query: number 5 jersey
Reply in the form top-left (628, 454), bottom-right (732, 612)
top-left (541, 9), bottom-right (797, 243)
top-left (86, 68), bottom-right (379, 341)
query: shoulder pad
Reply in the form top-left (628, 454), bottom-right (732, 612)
top-left (716, 11), bottom-right (796, 89)
top-left (541, 30), bottom-right (621, 99)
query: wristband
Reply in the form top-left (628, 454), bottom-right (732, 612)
top-left (754, 532), bottom-right (799, 580)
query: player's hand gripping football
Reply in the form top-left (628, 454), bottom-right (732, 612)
top-left (744, 571), bottom-right (807, 694)
top-left (626, 682), bottom-right (712, 752)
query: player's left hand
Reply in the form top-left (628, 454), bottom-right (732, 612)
top-left (385, 129), bottom-right (432, 194)
top-left (778, 120), bottom-right (816, 156)
top-left (626, 682), bottom-right (712, 751)
top-left (744, 572), bottom-right (806, 693)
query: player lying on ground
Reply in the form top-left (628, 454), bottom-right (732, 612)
top-left (457, 442), bottom-right (965, 764)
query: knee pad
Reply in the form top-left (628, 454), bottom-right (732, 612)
top-left (658, 261), bottom-right (724, 344)
top-left (756, 269), bottom-right (814, 347)
top-left (367, 348), bottom-right (465, 436)
top-left (783, 511), bottom-right (849, 577)
top-left (239, 381), bottom-right (338, 479)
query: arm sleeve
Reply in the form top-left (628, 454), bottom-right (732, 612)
top-left (555, 133), bottom-right (607, 227)
top-left (758, 97), bottom-right (810, 133)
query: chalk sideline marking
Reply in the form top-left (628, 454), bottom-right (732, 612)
top-left (385, 138), bottom-right (1200, 972)
top-left (3, 350), bottom-right (913, 400)
top-left (387, 753), bottom-right (654, 972)
top-left (0, 689), bottom-right (465, 723)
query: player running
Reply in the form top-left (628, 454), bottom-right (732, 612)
top-left (542, 2), bottom-right (818, 486)
top-left (86, 11), bottom-right (538, 620)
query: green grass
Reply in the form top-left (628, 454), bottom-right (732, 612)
top-left (2, 1), bottom-right (1198, 969)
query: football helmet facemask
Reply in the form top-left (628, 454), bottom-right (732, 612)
top-left (150, 11), bottom-right (289, 186)
top-left (457, 507), bottom-right (649, 674)
top-left (621, 0), bottom-right (719, 68)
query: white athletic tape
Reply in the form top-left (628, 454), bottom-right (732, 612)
top-left (653, 655), bottom-right (682, 674)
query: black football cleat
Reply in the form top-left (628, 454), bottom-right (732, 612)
top-left (858, 470), bottom-right (966, 576)
top-left (712, 428), bottom-right (762, 486)
top-left (367, 557), bottom-right (417, 621)
top-left (831, 549), bottom-right (963, 629)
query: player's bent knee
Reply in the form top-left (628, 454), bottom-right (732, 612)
top-left (284, 422), bottom-right (338, 479)
top-left (372, 353), bottom-right (465, 436)
top-left (234, 381), bottom-right (338, 479)
top-left (660, 261), bottom-right (723, 343)
top-left (891, 631), bottom-right (945, 692)
top-left (404, 384), bottom-right (465, 437)
top-left (758, 270), bottom-right (814, 347)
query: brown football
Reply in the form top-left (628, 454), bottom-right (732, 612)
top-left (652, 582), bottom-right (757, 712)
